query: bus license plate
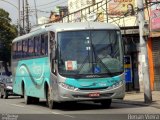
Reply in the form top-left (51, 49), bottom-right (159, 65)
top-left (89, 93), bottom-right (100, 97)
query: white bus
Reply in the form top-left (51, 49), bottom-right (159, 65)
top-left (12, 22), bottom-right (125, 109)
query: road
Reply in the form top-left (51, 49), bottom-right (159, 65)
top-left (0, 96), bottom-right (160, 120)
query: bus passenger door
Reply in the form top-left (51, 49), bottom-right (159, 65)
top-left (49, 31), bottom-right (58, 98)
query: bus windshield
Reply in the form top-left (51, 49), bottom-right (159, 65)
top-left (57, 30), bottom-right (124, 78)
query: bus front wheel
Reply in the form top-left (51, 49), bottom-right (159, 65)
top-left (0, 91), bottom-right (3, 98)
top-left (3, 91), bottom-right (8, 99)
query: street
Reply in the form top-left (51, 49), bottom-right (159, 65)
top-left (0, 0), bottom-right (160, 120)
top-left (0, 96), bottom-right (160, 120)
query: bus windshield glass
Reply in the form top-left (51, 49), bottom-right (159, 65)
top-left (57, 30), bottom-right (123, 78)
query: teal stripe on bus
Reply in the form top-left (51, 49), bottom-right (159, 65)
top-left (65, 76), bottom-right (121, 89)
top-left (14, 57), bottom-right (50, 98)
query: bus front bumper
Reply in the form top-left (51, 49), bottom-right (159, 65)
top-left (55, 83), bottom-right (125, 102)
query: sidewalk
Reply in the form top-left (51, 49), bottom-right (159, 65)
top-left (114, 91), bottom-right (160, 108)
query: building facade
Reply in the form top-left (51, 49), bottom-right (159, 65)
top-left (49, 0), bottom-right (160, 91)
top-left (148, 0), bottom-right (160, 90)
top-left (63, 0), bottom-right (140, 91)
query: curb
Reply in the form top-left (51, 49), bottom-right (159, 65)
top-left (113, 100), bottom-right (160, 109)
top-left (151, 105), bottom-right (160, 109)
top-left (150, 102), bottom-right (160, 109)
top-left (113, 100), bottom-right (150, 107)
top-left (112, 91), bottom-right (160, 108)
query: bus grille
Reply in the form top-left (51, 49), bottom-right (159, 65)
top-left (79, 87), bottom-right (109, 90)
top-left (73, 93), bottom-right (113, 98)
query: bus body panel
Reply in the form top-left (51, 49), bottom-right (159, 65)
top-left (12, 22), bottom-right (125, 104)
top-left (65, 76), bottom-right (122, 89)
top-left (51, 74), bottom-right (125, 101)
top-left (13, 57), bottom-right (50, 98)
top-left (56, 83), bottom-right (125, 102)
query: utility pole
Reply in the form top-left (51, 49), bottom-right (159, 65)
top-left (106, 0), bottom-right (108, 23)
top-left (34, 0), bottom-right (38, 25)
top-left (25, 0), bottom-right (30, 33)
top-left (18, 0), bottom-right (20, 36)
top-left (137, 0), bottom-right (152, 103)
top-left (22, 0), bottom-right (25, 33)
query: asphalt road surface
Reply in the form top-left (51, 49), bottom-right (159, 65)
top-left (0, 96), bottom-right (160, 120)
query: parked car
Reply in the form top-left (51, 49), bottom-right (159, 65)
top-left (0, 76), bottom-right (14, 99)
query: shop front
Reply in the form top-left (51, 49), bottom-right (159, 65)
top-left (149, 0), bottom-right (160, 91)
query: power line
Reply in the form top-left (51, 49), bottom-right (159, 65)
top-left (37, 0), bottom-right (58, 7)
top-left (30, 9), bottom-right (51, 13)
top-left (0, 0), bottom-right (18, 10)
top-left (34, 0), bottom-right (38, 25)
top-left (30, 0), bottom-right (67, 8)
top-left (62, 0), bottom-right (119, 23)
top-left (37, 0), bottom-right (67, 9)
top-left (30, 0), bottom-right (58, 8)
top-left (25, 0), bottom-right (30, 33)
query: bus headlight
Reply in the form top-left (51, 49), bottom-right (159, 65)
top-left (59, 82), bottom-right (79, 91)
top-left (107, 80), bottom-right (123, 90)
top-left (114, 80), bottom-right (123, 87)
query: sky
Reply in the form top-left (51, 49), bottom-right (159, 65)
top-left (0, 0), bottom-right (68, 25)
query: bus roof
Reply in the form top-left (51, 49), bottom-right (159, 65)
top-left (12, 22), bottom-right (120, 43)
top-left (46, 22), bottom-right (120, 31)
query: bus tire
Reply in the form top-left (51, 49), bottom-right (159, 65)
top-left (46, 88), bottom-right (54, 109)
top-left (32, 97), bottom-right (39, 104)
top-left (24, 89), bottom-right (32, 104)
top-left (20, 95), bottom-right (24, 98)
top-left (100, 99), bottom-right (112, 108)
top-left (21, 81), bottom-right (24, 98)
top-left (3, 91), bottom-right (8, 99)
top-left (0, 91), bottom-right (3, 98)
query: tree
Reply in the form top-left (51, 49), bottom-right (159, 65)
top-left (0, 8), bottom-right (18, 76)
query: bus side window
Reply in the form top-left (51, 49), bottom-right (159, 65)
top-left (45, 34), bottom-right (48, 55)
top-left (28, 38), bottom-right (35, 57)
top-left (23, 39), bottom-right (28, 58)
top-left (41, 33), bottom-right (48, 55)
top-left (18, 41), bottom-right (22, 58)
top-left (22, 40), bottom-right (25, 58)
top-left (22, 41), bottom-right (24, 57)
top-left (35, 36), bottom-right (41, 56)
